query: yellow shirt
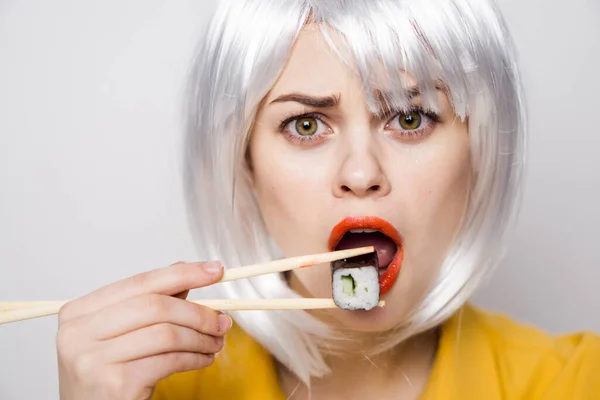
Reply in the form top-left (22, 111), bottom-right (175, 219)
top-left (152, 304), bottom-right (600, 399)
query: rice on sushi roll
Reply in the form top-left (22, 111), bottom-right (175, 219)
top-left (331, 252), bottom-right (380, 310)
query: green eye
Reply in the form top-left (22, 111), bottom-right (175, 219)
top-left (398, 113), bottom-right (422, 130)
top-left (295, 117), bottom-right (318, 136)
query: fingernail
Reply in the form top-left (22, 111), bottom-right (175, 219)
top-left (218, 314), bottom-right (232, 333)
top-left (203, 261), bottom-right (223, 274)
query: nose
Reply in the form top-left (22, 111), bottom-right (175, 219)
top-left (332, 141), bottom-right (391, 199)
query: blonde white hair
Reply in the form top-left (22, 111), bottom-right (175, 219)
top-left (183, 0), bottom-right (526, 383)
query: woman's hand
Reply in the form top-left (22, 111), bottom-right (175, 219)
top-left (56, 261), bottom-right (231, 400)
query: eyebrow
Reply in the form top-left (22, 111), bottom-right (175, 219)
top-left (269, 93), bottom-right (341, 108)
top-left (269, 80), bottom-right (449, 109)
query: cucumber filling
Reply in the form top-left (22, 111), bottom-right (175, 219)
top-left (341, 274), bottom-right (357, 296)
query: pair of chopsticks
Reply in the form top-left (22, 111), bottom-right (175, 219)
top-left (0, 246), bottom-right (384, 325)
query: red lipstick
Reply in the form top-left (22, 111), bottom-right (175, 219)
top-left (328, 216), bottom-right (404, 295)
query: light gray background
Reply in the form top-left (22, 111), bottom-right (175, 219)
top-left (0, 1), bottom-right (598, 399)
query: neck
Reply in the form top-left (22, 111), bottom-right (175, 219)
top-left (278, 327), bottom-right (439, 400)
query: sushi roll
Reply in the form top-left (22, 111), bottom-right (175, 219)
top-left (331, 252), bottom-right (380, 310)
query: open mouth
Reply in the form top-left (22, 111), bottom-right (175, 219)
top-left (328, 216), bottom-right (404, 295)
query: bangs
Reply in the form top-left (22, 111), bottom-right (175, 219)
top-left (304, 0), bottom-right (494, 119)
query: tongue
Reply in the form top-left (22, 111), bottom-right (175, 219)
top-left (334, 232), bottom-right (397, 268)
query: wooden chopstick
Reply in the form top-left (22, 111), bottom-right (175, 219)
top-left (0, 299), bottom-right (386, 325)
top-left (0, 246), bottom-right (377, 325)
top-left (0, 302), bottom-right (49, 312)
top-left (218, 246), bottom-right (374, 282)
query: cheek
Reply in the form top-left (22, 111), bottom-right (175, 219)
top-left (249, 134), bottom-right (332, 259)
top-left (402, 134), bottom-right (472, 270)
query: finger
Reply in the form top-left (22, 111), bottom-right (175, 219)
top-left (173, 290), bottom-right (189, 300)
top-left (102, 323), bottom-right (225, 363)
top-left (82, 294), bottom-right (231, 340)
top-left (60, 261), bottom-right (223, 323)
top-left (125, 352), bottom-right (216, 388)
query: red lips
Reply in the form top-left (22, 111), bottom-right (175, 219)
top-left (328, 216), bottom-right (404, 295)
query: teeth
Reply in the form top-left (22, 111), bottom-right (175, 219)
top-left (349, 228), bottom-right (377, 233)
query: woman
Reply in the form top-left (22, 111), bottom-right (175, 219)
top-left (55, 0), bottom-right (600, 399)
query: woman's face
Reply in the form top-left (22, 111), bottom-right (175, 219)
top-left (249, 25), bottom-right (472, 332)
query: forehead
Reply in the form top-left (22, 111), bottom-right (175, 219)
top-left (264, 24), bottom-right (419, 106)
top-left (264, 25), bottom-right (354, 101)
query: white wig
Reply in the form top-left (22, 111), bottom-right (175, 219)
top-left (183, 0), bottom-right (526, 383)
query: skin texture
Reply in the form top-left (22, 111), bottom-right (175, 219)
top-left (55, 23), bottom-right (473, 400)
top-left (249, 25), bottom-right (472, 332)
top-left (55, 262), bottom-right (232, 400)
top-left (248, 24), bottom-right (472, 399)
